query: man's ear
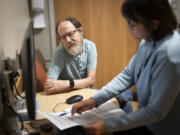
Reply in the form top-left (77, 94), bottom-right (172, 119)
top-left (79, 27), bottom-right (84, 37)
top-left (79, 26), bottom-right (82, 30)
top-left (151, 19), bottom-right (159, 30)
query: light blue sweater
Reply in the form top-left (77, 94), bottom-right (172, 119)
top-left (92, 31), bottom-right (180, 135)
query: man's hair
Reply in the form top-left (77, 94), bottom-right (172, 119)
top-left (56, 17), bottom-right (82, 38)
top-left (121, 0), bottom-right (177, 41)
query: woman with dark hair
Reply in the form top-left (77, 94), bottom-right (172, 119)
top-left (72, 0), bottom-right (180, 135)
top-left (121, 0), bottom-right (177, 41)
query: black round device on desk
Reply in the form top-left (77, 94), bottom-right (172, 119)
top-left (40, 123), bottom-right (53, 132)
top-left (66, 95), bottom-right (83, 104)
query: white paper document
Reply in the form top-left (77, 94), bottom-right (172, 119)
top-left (38, 101), bottom-right (125, 130)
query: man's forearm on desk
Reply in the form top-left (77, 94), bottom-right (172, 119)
top-left (44, 79), bottom-right (71, 94)
top-left (74, 70), bottom-right (96, 89)
top-left (44, 74), bottom-right (95, 94)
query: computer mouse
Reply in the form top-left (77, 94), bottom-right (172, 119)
top-left (66, 95), bottom-right (83, 104)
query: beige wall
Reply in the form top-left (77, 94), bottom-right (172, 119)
top-left (34, 0), bottom-right (52, 63)
top-left (0, 0), bottom-right (52, 65)
top-left (169, 0), bottom-right (180, 23)
top-left (175, 1), bottom-right (180, 23)
top-left (0, 0), bottom-right (30, 59)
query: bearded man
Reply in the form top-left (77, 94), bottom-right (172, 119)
top-left (44, 17), bottom-right (97, 94)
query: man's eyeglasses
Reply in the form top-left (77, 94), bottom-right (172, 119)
top-left (58, 29), bottom-right (80, 40)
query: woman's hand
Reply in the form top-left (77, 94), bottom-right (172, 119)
top-left (71, 98), bottom-right (96, 115)
top-left (83, 120), bottom-right (107, 135)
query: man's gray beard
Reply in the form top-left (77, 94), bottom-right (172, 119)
top-left (67, 43), bottom-right (83, 56)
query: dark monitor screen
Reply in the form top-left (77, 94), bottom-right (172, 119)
top-left (20, 21), bottom-right (37, 120)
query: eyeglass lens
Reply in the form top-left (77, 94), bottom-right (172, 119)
top-left (60, 29), bottom-right (78, 40)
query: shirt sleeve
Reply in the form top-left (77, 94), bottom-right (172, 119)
top-left (47, 47), bottom-right (65, 79)
top-left (104, 54), bottom-right (180, 132)
top-left (91, 54), bottom-right (136, 106)
top-left (91, 40), bottom-right (145, 105)
top-left (87, 43), bottom-right (97, 70)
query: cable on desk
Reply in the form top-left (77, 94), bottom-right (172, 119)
top-left (13, 78), bottom-right (25, 99)
top-left (52, 102), bottom-right (66, 113)
top-left (29, 120), bottom-right (43, 129)
top-left (14, 94), bottom-right (24, 101)
top-left (6, 103), bottom-right (24, 130)
top-left (23, 127), bottom-right (41, 135)
top-left (24, 127), bottom-right (30, 133)
top-left (2, 87), bottom-right (24, 130)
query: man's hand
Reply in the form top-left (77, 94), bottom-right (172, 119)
top-left (83, 120), bottom-right (107, 135)
top-left (71, 98), bottom-right (96, 115)
top-left (44, 78), bottom-right (69, 93)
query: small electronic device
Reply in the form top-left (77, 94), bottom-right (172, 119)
top-left (40, 123), bottom-right (53, 132)
top-left (66, 95), bottom-right (83, 104)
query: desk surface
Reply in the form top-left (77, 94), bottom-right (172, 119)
top-left (36, 88), bottom-right (119, 119)
top-left (36, 88), bottom-right (97, 115)
top-left (25, 88), bottom-right (119, 134)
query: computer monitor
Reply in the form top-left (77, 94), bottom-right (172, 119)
top-left (19, 20), bottom-right (37, 120)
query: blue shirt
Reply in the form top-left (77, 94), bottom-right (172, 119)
top-left (47, 39), bottom-right (97, 80)
top-left (92, 31), bottom-right (180, 135)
